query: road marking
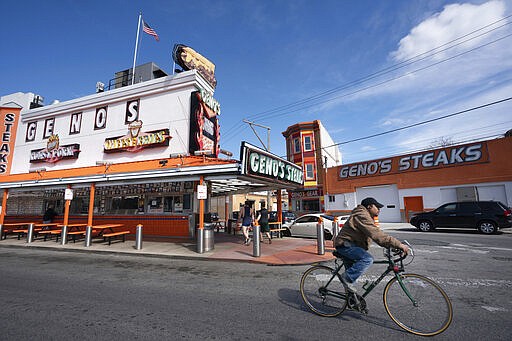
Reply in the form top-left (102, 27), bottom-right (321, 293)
top-left (435, 277), bottom-right (512, 288)
top-left (481, 306), bottom-right (508, 312)
top-left (439, 246), bottom-right (489, 254)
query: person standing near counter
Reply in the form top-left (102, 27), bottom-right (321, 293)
top-left (43, 205), bottom-right (57, 224)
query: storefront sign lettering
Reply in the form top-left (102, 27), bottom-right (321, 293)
top-left (104, 130), bottom-right (170, 153)
top-left (290, 189), bottom-right (323, 199)
top-left (30, 135), bottom-right (80, 163)
top-left (200, 88), bottom-right (220, 116)
top-left (189, 91), bottom-right (219, 157)
top-left (339, 142), bottom-right (488, 179)
top-left (0, 113), bottom-right (16, 173)
top-left (241, 142), bottom-right (303, 185)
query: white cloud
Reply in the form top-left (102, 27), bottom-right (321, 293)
top-left (392, 1), bottom-right (507, 61)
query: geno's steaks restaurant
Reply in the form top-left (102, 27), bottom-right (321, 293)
top-left (0, 52), bottom-right (303, 241)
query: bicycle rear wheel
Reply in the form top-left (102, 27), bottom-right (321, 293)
top-left (300, 265), bottom-right (348, 317)
top-left (383, 273), bottom-right (453, 336)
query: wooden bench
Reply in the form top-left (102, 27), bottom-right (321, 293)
top-left (102, 231), bottom-right (130, 245)
top-left (38, 229), bottom-right (62, 242)
top-left (270, 228), bottom-right (287, 238)
top-left (13, 229), bottom-right (44, 239)
top-left (67, 231), bottom-right (86, 243)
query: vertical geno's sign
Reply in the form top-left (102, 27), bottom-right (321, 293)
top-left (0, 106), bottom-right (20, 175)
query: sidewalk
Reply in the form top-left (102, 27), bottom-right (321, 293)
top-left (0, 223), bottom-right (415, 265)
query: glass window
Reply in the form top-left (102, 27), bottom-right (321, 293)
top-left (329, 195), bottom-right (335, 203)
top-left (294, 138), bottom-right (301, 153)
top-left (305, 164), bottom-right (314, 179)
top-left (304, 136), bottom-right (312, 151)
top-left (458, 202), bottom-right (479, 213)
top-left (437, 203), bottom-right (456, 213)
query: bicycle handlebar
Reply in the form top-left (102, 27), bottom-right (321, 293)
top-left (385, 240), bottom-right (414, 263)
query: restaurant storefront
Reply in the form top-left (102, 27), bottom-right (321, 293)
top-left (0, 68), bottom-right (304, 237)
top-left (324, 137), bottom-right (512, 222)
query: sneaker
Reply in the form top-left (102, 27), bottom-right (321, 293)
top-left (340, 273), bottom-right (357, 293)
top-left (268, 239), bottom-right (272, 244)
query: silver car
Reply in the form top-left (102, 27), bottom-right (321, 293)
top-left (285, 213), bottom-right (347, 240)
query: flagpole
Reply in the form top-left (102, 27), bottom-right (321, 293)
top-left (131, 12), bottom-right (142, 85)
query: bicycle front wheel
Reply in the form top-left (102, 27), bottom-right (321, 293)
top-left (300, 265), bottom-right (348, 317)
top-left (383, 273), bottom-right (453, 336)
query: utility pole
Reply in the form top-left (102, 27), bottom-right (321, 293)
top-left (243, 119), bottom-right (272, 208)
top-left (243, 119), bottom-right (272, 257)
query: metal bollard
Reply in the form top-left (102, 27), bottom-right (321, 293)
top-left (317, 222), bottom-right (325, 255)
top-left (60, 225), bottom-right (68, 245)
top-left (252, 224), bottom-right (261, 257)
top-left (85, 226), bottom-right (92, 247)
top-left (27, 223), bottom-right (35, 243)
top-left (135, 224), bottom-right (143, 250)
top-left (332, 218), bottom-right (340, 240)
top-left (196, 228), bottom-right (204, 254)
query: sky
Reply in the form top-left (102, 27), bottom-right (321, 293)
top-left (2, 0), bottom-right (511, 164)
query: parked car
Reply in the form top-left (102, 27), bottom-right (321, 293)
top-left (284, 213), bottom-right (346, 240)
top-left (204, 212), bottom-right (219, 223)
top-left (410, 201), bottom-right (512, 234)
top-left (269, 211), bottom-right (297, 226)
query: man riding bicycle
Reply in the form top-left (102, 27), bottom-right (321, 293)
top-left (334, 197), bottom-right (409, 292)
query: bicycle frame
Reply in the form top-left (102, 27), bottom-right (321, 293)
top-left (330, 254), bottom-right (417, 305)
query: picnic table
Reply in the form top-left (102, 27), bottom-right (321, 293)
top-left (0, 222), bottom-right (37, 240)
top-left (84, 224), bottom-right (129, 245)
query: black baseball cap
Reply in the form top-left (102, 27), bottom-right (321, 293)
top-left (361, 197), bottom-right (384, 209)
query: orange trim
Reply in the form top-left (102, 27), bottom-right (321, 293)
top-left (0, 107), bottom-right (20, 176)
top-left (0, 156), bottom-right (237, 185)
top-left (87, 183), bottom-right (95, 226)
top-left (0, 189), bottom-right (8, 224)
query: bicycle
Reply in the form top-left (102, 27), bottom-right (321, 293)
top-left (299, 241), bottom-right (453, 336)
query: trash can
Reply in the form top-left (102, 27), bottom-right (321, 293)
top-left (203, 223), bottom-right (215, 252)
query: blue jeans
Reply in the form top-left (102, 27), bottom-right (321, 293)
top-left (335, 243), bottom-right (374, 283)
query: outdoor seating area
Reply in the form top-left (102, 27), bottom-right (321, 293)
top-left (0, 222), bottom-right (131, 246)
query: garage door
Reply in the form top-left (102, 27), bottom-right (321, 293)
top-left (356, 185), bottom-right (400, 222)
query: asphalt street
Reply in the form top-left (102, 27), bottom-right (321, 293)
top-left (1, 229), bottom-right (511, 340)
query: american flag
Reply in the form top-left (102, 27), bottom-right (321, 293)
top-left (142, 20), bottom-right (159, 41)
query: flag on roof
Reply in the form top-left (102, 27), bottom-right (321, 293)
top-left (142, 20), bottom-right (159, 41)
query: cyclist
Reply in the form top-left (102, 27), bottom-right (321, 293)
top-left (334, 197), bottom-right (409, 292)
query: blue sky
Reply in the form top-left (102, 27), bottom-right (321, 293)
top-left (2, 0), bottom-right (511, 164)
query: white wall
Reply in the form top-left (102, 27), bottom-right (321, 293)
top-left (10, 71), bottom-right (211, 174)
top-left (327, 181), bottom-right (512, 222)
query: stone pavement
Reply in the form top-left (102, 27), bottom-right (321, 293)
top-left (0, 223), bottom-right (415, 265)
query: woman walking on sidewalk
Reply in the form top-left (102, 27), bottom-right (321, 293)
top-left (241, 201), bottom-right (254, 245)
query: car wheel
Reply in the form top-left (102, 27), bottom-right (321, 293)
top-left (417, 220), bottom-right (434, 232)
top-left (478, 221), bottom-right (497, 234)
top-left (282, 228), bottom-right (291, 237)
top-left (324, 231), bottom-right (333, 240)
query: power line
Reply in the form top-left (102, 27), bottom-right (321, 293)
top-left (222, 15), bottom-right (512, 141)
top-left (247, 15), bottom-right (512, 120)
top-left (321, 96), bottom-right (512, 151)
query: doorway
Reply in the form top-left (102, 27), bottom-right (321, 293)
top-left (404, 196), bottom-right (424, 222)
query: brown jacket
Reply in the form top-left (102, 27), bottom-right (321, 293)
top-left (334, 205), bottom-right (402, 250)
